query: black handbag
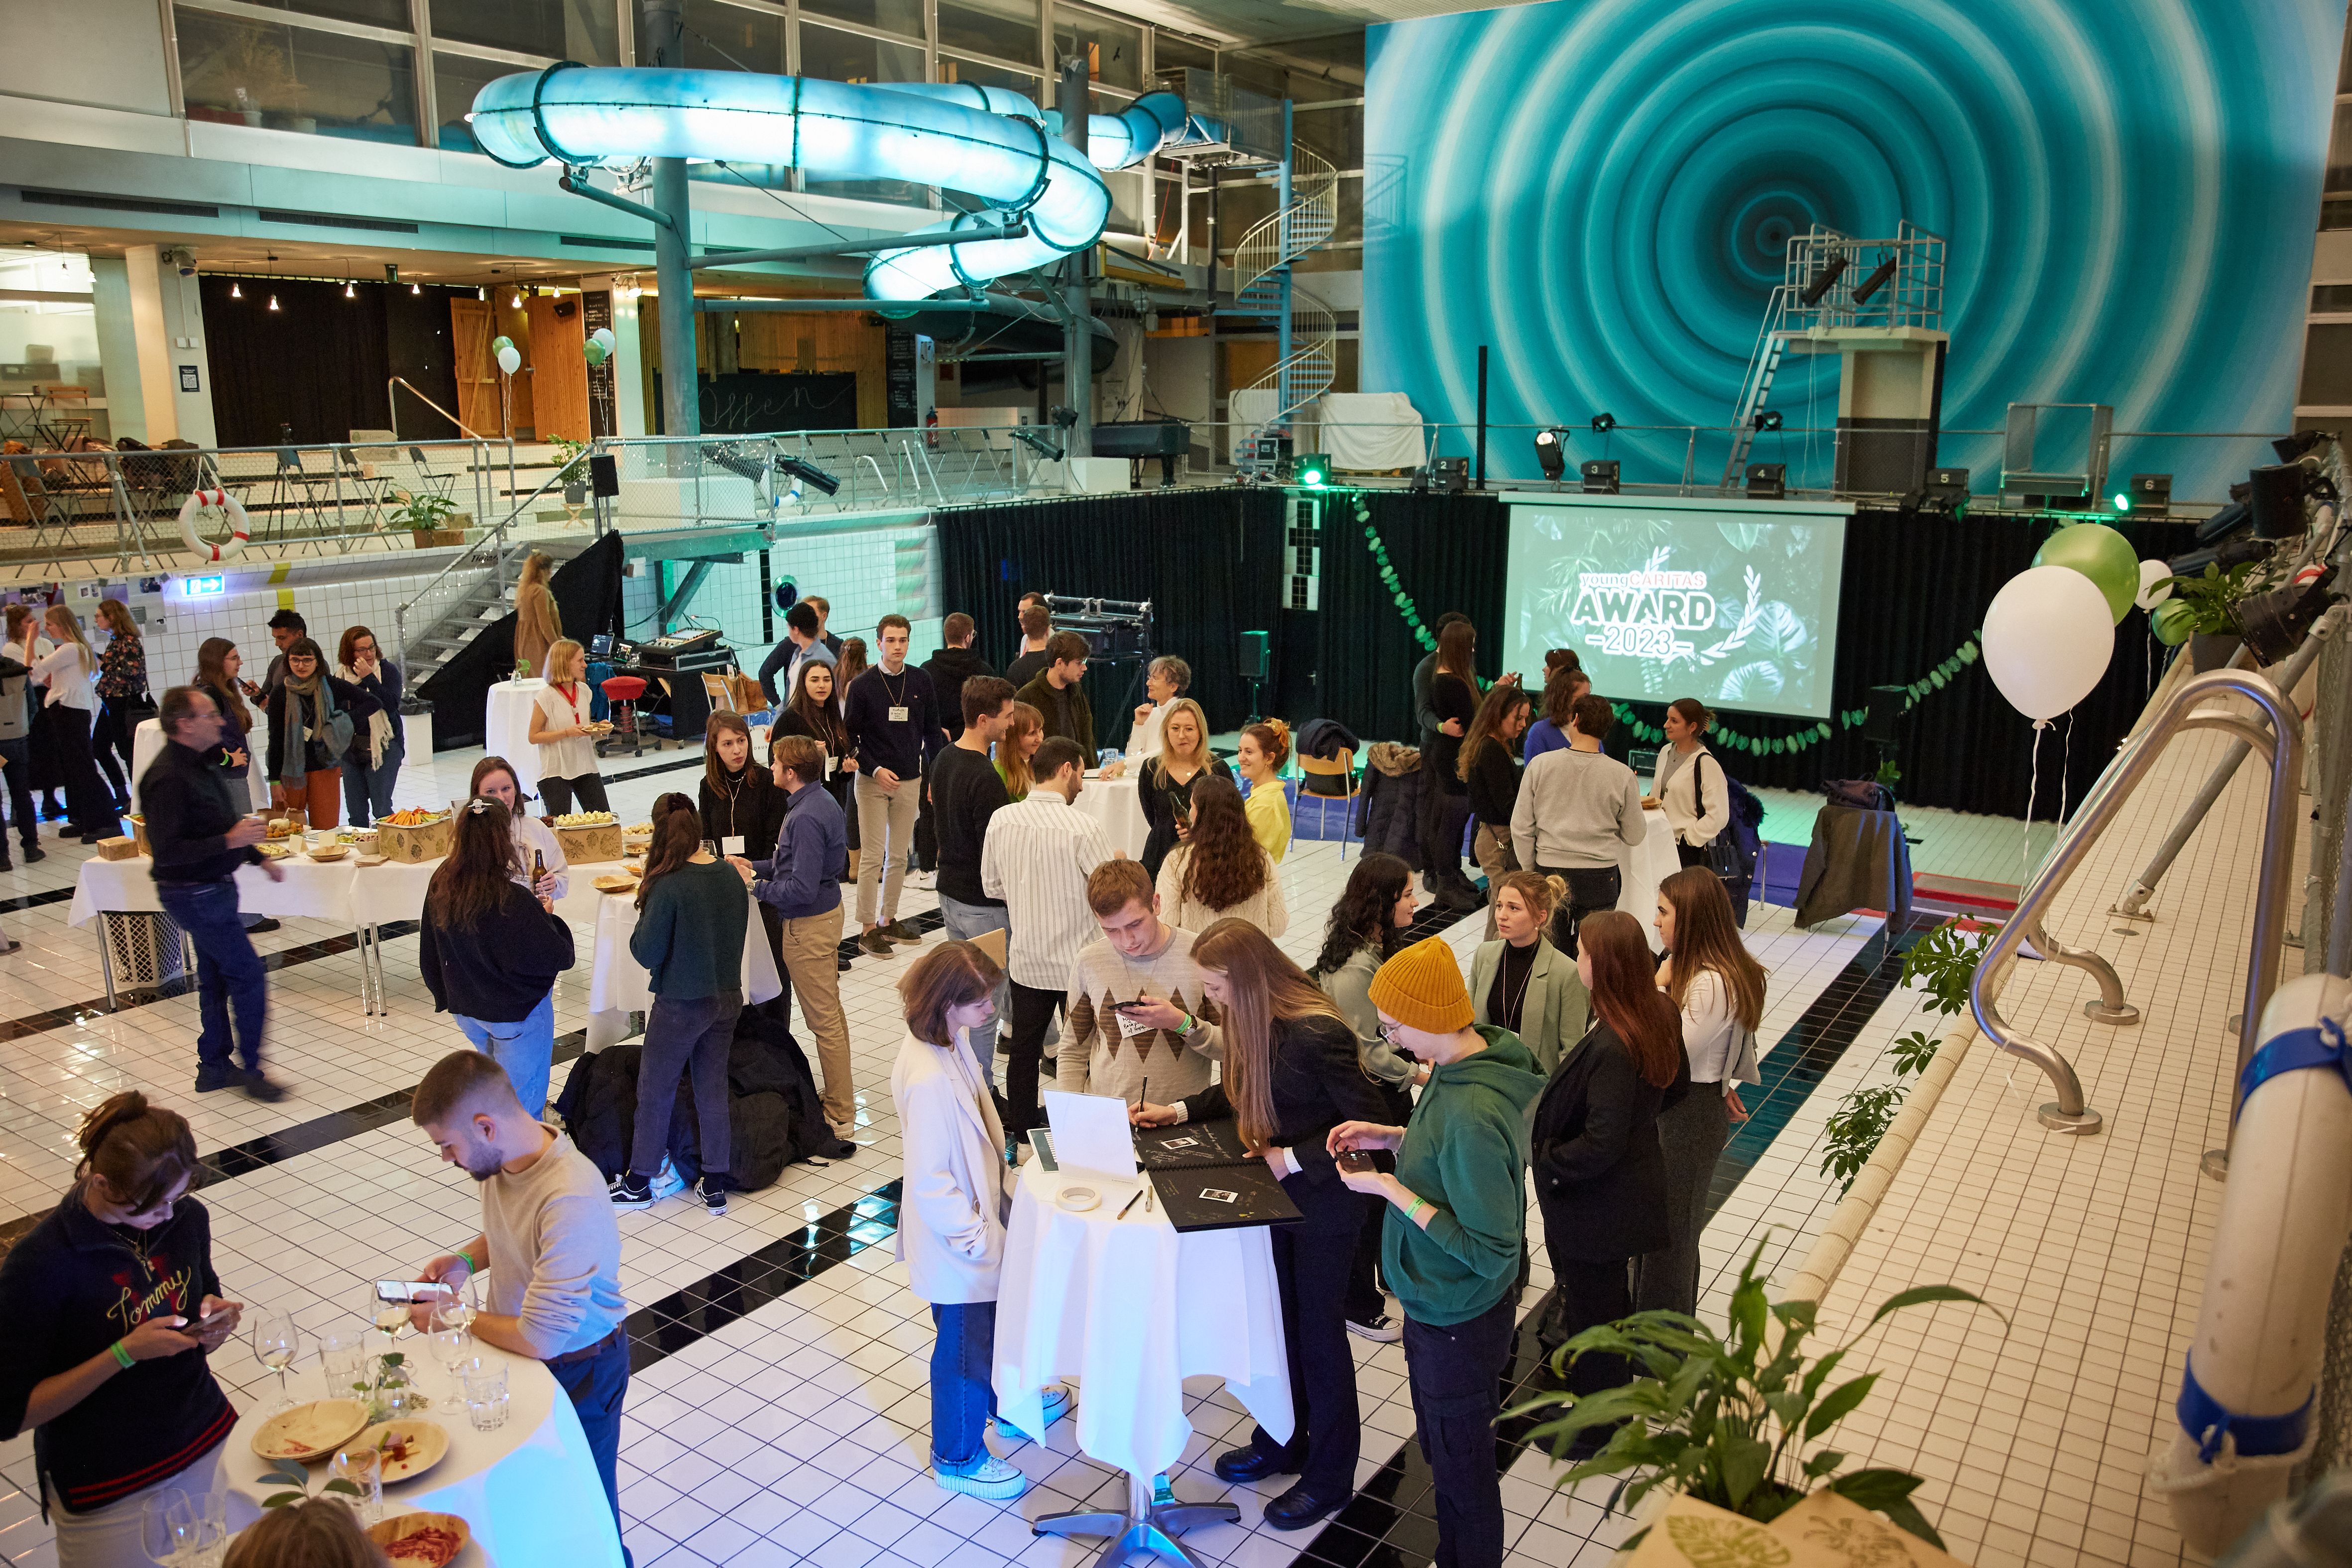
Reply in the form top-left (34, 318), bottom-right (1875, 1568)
top-left (1695, 755), bottom-right (1750, 887)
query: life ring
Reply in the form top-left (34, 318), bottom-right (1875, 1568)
top-left (179, 488), bottom-right (250, 562)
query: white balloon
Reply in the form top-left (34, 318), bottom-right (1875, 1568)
top-left (495, 345), bottom-right (522, 375)
top-left (1982, 565), bottom-right (2115, 721)
top-left (2134, 559), bottom-right (2175, 611)
top-left (591, 327), bottom-right (616, 353)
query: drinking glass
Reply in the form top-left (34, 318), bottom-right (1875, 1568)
top-left (140, 1489), bottom-right (199, 1567)
top-left (328, 1444), bottom-right (383, 1525)
top-left (364, 1284), bottom-right (412, 1342)
top-left (319, 1325), bottom-right (366, 1400)
top-left (428, 1296), bottom-right (473, 1413)
top-left (250, 1312), bottom-right (299, 1412)
top-left (461, 1359), bottom-right (509, 1432)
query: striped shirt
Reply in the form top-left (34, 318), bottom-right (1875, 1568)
top-left (979, 790), bottom-right (1116, 989)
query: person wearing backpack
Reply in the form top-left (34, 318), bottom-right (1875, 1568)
top-left (1644, 698), bottom-right (1730, 868)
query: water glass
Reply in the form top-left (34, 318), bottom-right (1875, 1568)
top-left (328, 1444), bottom-right (383, 1525)
top-left (319, 1326), bottom-right (366, 1399)
top-left (428, 1300), bottom-right (472, 1413)
top-left (140, 1488), bottom-right (223, 1568)
top-left (462, 1360), bottom-right (509, 1432)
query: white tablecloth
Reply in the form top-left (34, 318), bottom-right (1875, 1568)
top-left (131, 717), bottom-right (268, 810)
top-left (585, 882), bottom-right (783, 1017)
top-left (1618, 805), bottom-right (1682, 920)
top-left (220, 1347), bottom-right (623, 1568)
top-left (1074, 773), bottom-right (1150, 861)
top-left (995, 1161), bottom-right (1293, 1480)
top-left (68, 853), bottom-right (360, 927)
top-left (486, 680), bottom-right (547, 791)
top-left (1320, 391), bottom-right (1426, 472)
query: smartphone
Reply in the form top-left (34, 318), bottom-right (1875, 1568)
top-left (1110, 1001), bottom-right (1151, 1014)
top-left (374, 1280), bottom-right (452, 1305)
top-left (1336, 1150), bottom-right (1384, 1176)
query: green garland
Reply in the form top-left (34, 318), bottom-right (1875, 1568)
top-left (1352, 495), bottom-right (1980, 754)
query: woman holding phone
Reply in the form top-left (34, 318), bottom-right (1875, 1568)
top-left (1137, 697), bottom-right (1228, 876)
top-left (0, 1094), bottom-right (244, 1567)
top-left (1132, 919), bottom-right (1388, 1531)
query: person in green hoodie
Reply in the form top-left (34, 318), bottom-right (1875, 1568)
top-left (1327, 934), bottom-right (1544, 1568)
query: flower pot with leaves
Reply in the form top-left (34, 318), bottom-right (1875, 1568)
top-left (2163, 561), bottom-right (2255, 672)
top-left (1515, 1241), bottom-right (2003, 1553)
top-left (550, 437), bottom-right (590, 510)
top-left (393, 490), bottom-right (464, 548)
top-left (1818, 919), bottom-right (1992, 1194)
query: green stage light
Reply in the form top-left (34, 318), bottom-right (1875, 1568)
top-left (1295, 453), bottom-right (1330, 487)
top-left (2112, 490), bottom-right (2132, 514)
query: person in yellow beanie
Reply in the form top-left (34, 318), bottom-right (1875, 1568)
top-left (1328, 933), bottom-right (1543, 1568)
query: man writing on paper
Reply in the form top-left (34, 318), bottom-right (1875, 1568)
top-left (1060, 858), bottom-right (1222, 1105)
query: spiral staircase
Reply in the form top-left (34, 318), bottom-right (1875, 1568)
top-left (1231, 142), bottom-right (1338, 464)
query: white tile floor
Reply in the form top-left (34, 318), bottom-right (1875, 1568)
top-left (0, 747), bottom-right (2072, 1568)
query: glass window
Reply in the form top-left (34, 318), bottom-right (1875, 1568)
top-left (429, 0), bottom-right (618, 67)
top-left (1155, 33), bottom-right (1214, 74)
top-left (2300, 323), bottom-right (2352, 405)
top-left (936, 0), bottom-right (1037, 66)
top-left (435, 52), bottom-right (511, 151)
top-left (1054, 13), bottom-right (1141, 90)
top-left (800, 23), bottom-right (926, 203)
top-left (176, 9), bottom-right (418, 142)
top-left (238, 0), bottom-right (410, 29)
top-left (939, 55), bottom-right (1041, 103)
top-left (683, 0), bottom-right (784, 71)
top-left (801, 0), bottom-right (924, 40)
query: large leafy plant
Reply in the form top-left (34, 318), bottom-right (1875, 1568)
top-left (2161, 560), bottom-right (2258, 636)
top-left (1514, 1241), bottom-right (2002, 1550)
top-left (1818, 920), bottom-right (1993, 1193)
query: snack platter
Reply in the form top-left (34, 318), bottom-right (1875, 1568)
top-left (549, 811), bottom-right (618, 827)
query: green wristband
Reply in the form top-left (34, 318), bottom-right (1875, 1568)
top-left (109, 1340), bottom-right (133, 1370)
top-left (455, 1249), bottom-right (477, 1275)
top-left (1404, 1197), bottom-right (1427, 1224)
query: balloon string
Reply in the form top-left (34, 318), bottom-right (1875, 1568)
top-left (2022, 719), bottom-right (2048, 883)
top-left (2051, 711), bottom-right (2074, 877)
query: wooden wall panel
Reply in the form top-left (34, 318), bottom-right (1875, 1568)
top-left (526, 296), bottom-right (591, 443)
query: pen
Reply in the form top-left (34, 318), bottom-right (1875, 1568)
top-left (1116, 1188), bottom-right (1145, 1221)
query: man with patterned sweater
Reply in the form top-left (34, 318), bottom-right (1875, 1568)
top-left (1058, 858), bottom-right (1223, 1103)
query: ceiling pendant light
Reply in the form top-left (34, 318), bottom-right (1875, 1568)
top-left (344, 279), bottom-right (356, 299)
top-left (511, 291), bottom-right (522, 309)
top-left (477, 285), bottom-right (486, 300)
top-left (229, 276), bottom-right (242, 299)
top-left (268, 294), bottom-right (280, 312)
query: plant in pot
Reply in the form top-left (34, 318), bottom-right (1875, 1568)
top-left (550, 437), bottom-right (590, 514)
top-left (2161, 560), bottom-right (2257, 672)
top-left (1513, 1240), bottom-right (2003, 1551)
top-left (392, 490), bottom-right (461, 547)
top-left (1820, 917), bottom-right (1993, 1193)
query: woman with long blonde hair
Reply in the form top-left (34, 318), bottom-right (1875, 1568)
top-left (1139, 696), bottom-right (1229, 876)
top-left (994, 700), bottom-right (1044, 802)
top-left (526, 636), bottom-right (608, 815)
top-left (511, 551), bottom-right (562, 678)
top-left (33, 605), bottom-right (121, 843)
top-left (1133, 919), bottom-right (1388, 1529)
top-left (1632, 867), bottom-right (1765, 1316)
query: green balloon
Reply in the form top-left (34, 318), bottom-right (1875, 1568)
top-left (2151, 598), bottom-right (2196, 646)
top-left (491, 335), bottom-right (514, 355)
top-left (583, 340), bottom-right (607, 366)
top-left (2033, 523), bottom-right (2139, 624)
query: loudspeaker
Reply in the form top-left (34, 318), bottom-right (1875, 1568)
top-left (1580, 459), bottom-right (1620, 494)
top-left (2249, 462), bottom-right (2309, 539)
top-left (1745, 462), bottom-right (1785, 500)
top-left (1865, 685), bottom-right (1907, 744)
top-left (1239, 630), bottom-right (1270, 681)
top-left (589, 453), bottom-right (620, 498)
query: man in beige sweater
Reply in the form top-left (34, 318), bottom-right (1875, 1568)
top-left (1060, 859), bottom-right (1223, 1103)
top-left (409, 1051), bottom-right (629, 1555)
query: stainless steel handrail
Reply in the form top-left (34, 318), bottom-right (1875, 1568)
top-left (387, 378), bottom-right (488, 442)
top-left (1971, 668), bottom-right (2307, 1136)
top-left (392, 460), bottom-right (578, 670)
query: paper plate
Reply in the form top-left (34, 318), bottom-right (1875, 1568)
top-left (251, 1398), bottom-right (369, 1463)
top-left (357, 1418), bottom-right (451, 1484)
top-left (366, 1511), bottom-right (471, 1567)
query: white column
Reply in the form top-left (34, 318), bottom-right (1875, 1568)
top-left (89, 247), bottom-right (189, 445)
top-left (158, 257), bottom-right (219, 448)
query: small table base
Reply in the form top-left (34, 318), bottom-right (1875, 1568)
top-left (1033, 1472), bottom-right (1239, 1568)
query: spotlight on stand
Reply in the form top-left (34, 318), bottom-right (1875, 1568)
top-left (1744, 462), bottom-right (1786, 500)
top-left (775, 455), bottom-right (840, 497)
top-left (2238, 564), bottom-right (2341, 665)
top-left (1851, 253), bottom-right (1899, 307)
top-left (1590, 412), bottom-right (1617, 434)
top-left (1010, 426), bottom-right (1065, 465)
top-left (1799, 255), bottom-right (1851, 306)
top-left (2275, 430), bottom-right (2331, 462)
top-left (1294, 453), bottom-right (1331, 487)
top-left (1751, 410), bottom-right (1783, 432)
top-left (1921, 467), bottom-right (1970, 518)
top-left (1534, 427), bottom-right (1568, 482)
top-left (1580, 459), bottom-right (1621, 495)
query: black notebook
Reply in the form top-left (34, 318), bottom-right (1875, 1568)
top-left (1135, 1120), bottom-right (1303, 1232)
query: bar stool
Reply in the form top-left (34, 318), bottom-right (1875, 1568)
top-left (599, 675), bottom-right (647, 758)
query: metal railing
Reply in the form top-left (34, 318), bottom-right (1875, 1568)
top-left (388, 378), bottom-right (490, 441)
top-left (587, 428), bottom-right (1041, 529)
top-left (392, 453), bottom-right (588, 671)
top-left (1969, 667), bottom-right (2309, 1137)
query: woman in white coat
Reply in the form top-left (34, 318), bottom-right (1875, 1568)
top-left (1644, 697), bottom-right (1730, 868)
top-left (893, 941), bottom-right (1069, 1503)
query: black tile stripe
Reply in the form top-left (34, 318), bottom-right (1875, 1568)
top-left (1289, 908), bottom-right (1943, 1568)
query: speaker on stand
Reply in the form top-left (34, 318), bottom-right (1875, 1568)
top-left (1240, 629), bottom-right (1270, 725)
top-left (1865, 684), bottom-right (1907, 797)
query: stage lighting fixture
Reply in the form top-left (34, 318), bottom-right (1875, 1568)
top-left (1427, 456), bottom-right (1470, 494)
top-left (411, 282), bottom-right (421, 295)
top-left (2238, 564), bottom-right (2340, 665)
top-left (1799, 255), bottom-right (1851, 306)
top-left (1590, 413), bottom-right (1617, 434)
top-left (2166, 535), bottom-right (2273, 579)
top-left (1851, 254), bottom-right (1898, 307)
top-left (1294, 453), bottom-right (1331, 487)
top-left (2250, 461), bottom-right (2314, 538)
top-left (229, 280), bottom-right (241, 299)
top-left (1745, 462), bottom-right (1786, 500)
top-left (344, 279), bottom-right (356, 299)
top-left (1751, 410), bottom-right (1782, 432)
top-left (1922, 467), bottom-right (1970, 517)
top-left (477, 285), bottom-right (487, 301)
top-left (2121, 473), bottom-right (2172, 518)
top-left (776, 455), bottom-right (840, 496)
top-left (1580, 459), bottom-right (1621, 494)
top-left (2274, 430), bottom-right (2329, 462)
top-left (1010, 426), bottom-right (1064, 464)
top-left (1534, 428), bottom-right (1567, 482)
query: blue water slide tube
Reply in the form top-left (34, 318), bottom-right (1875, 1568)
top-left (470, 66), bottom-right (1186, 300)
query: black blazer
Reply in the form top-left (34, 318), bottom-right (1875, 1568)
top-left (1139, 755), bottom-right (1235, 878)
top-left (1529, 1021), bottom-right (1688, 1260)
top-left (1178, 1012), bottom-right (1390, 1209)
top-left (700, 771), bottom-right (787, 860)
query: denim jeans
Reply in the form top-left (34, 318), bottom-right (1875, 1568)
top-left (1402, 1291), bottom-right (1518, 1568)
top-left (548, 1330), bottom-right (630, 1555)
top-left (156, 878), bottom-right (267, 1072)
top-left (455, 994), bottom-right (556, 1118)
top-left (935, 894), bottom-right (1010, 1085)
top-left (341, 736), bottom-right (404, 826)
top-left (632, 990), bottom-right (742, 1182)
top-left (930, 1300), bottom-right (1000, 1470)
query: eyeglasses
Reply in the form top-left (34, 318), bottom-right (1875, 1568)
top-left (1379, 1021), bottom-right (1409, 1046)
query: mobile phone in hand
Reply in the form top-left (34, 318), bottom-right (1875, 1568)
top-left (374, 1280), bottom-right (452, 1305)
top-left (1336, 1150), bottom-right (1381, 1175)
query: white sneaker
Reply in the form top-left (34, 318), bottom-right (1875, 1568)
top-left (992, 1384), bottom-right (1073, 1444)
top-left (934, 1454), bottom-right (1028, 1500)
top-left (1347, 1311), bottom-right (1404, 1343)
top-left (911, 869), bottom-right (938, 890)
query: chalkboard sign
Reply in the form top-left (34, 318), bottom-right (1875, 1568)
top-left (686, 372), bottom-right (860, 435)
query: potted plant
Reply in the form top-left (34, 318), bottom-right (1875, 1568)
top-left (392, 490), bottom-right (465, 549)
top-left (550, 436), bottom-right (590, 512)
top-left (1513, 1240), bottom-right (2003, 1552)
top-left (2162, 560), bottom-right (2256, 672)
top-left (1819, 918), bottom-right (1991, 1192)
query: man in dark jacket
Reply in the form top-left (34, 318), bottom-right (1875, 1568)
top-left (914, 612), bottom-right (995, 889)
top-left (140, 686), bottom-right (286, 1101)
top-left (1015, 631), bottom-right (1096, 764)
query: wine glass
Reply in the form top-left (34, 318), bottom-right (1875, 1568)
top-left (251, 1312), bottom-right (299, 1413)
top-left (365, 1284), bottom-right (411, 1342)
top-left (427, 1296), bottom-right (473, 1413)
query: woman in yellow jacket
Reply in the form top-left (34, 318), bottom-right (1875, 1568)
top-left (1238, 718), bottom-right (1293, 863)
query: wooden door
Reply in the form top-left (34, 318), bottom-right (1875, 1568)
top-left (450, 298), bottom-right (499, 438)
top-left (526, 297), bottom-right (591, 443)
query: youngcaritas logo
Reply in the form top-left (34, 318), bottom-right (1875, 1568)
top-left (1568, 565), bottom-right (1717, 661)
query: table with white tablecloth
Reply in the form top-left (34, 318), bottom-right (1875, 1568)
top-left (1618, 804), bottom-right (1684, 921)
top-left (131, 717), bottom-right (268, 810)
top-left (70, 852), bottom-right (366, 1008)
top-left (220, 1346), bottom-right (623, 1568)
top-left (1074, 772), bottom-right (1150, 861)
top-left (582, 881), bottom-right (782, 1048)
top-left (995, 1159), bottom-right (1290, 1565)
top-left (485, 679), bottom-right (547, 791)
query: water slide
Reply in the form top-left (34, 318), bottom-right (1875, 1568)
top-left (469, 66), bottom-right (1191, 299)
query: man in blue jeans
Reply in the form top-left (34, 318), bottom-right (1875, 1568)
top-left (139, 686), bottom-right (286, 1102)
top-left (410, 1051), bottom-right (632, 1566)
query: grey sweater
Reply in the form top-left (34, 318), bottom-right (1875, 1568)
top-left (1511, 746), bottom-right (1646, 871)
top-left (480, 1127), bottom-right (627, 1359)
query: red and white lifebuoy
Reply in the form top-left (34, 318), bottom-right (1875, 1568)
top-left (178, 488), bottom-right (250, 562)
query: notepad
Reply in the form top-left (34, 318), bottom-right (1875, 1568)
top-left (1134, 1120), bottom-right (1305, 1233)
top-left (1042, 1090), bottom-right (1138, 1180)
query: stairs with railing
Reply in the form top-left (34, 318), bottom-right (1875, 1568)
top-left (1720, 283), bottom-right (1795, 487)
top-left (1231, 143), bottom-right (1338, 457)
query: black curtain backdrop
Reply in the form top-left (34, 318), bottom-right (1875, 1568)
top-left (382, 285), bottom-right (466, 441)
top-left (932, 490), bottom-right (1287, 752)
top-left (200, 276), bottom-right (390, 447)
top-left (416, 531), bottom-right (626, 749)
top-left (938, 489), bottom-right (2202, 823)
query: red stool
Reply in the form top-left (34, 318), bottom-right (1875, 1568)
top-left (599, 675), bottom-right (648, 758)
